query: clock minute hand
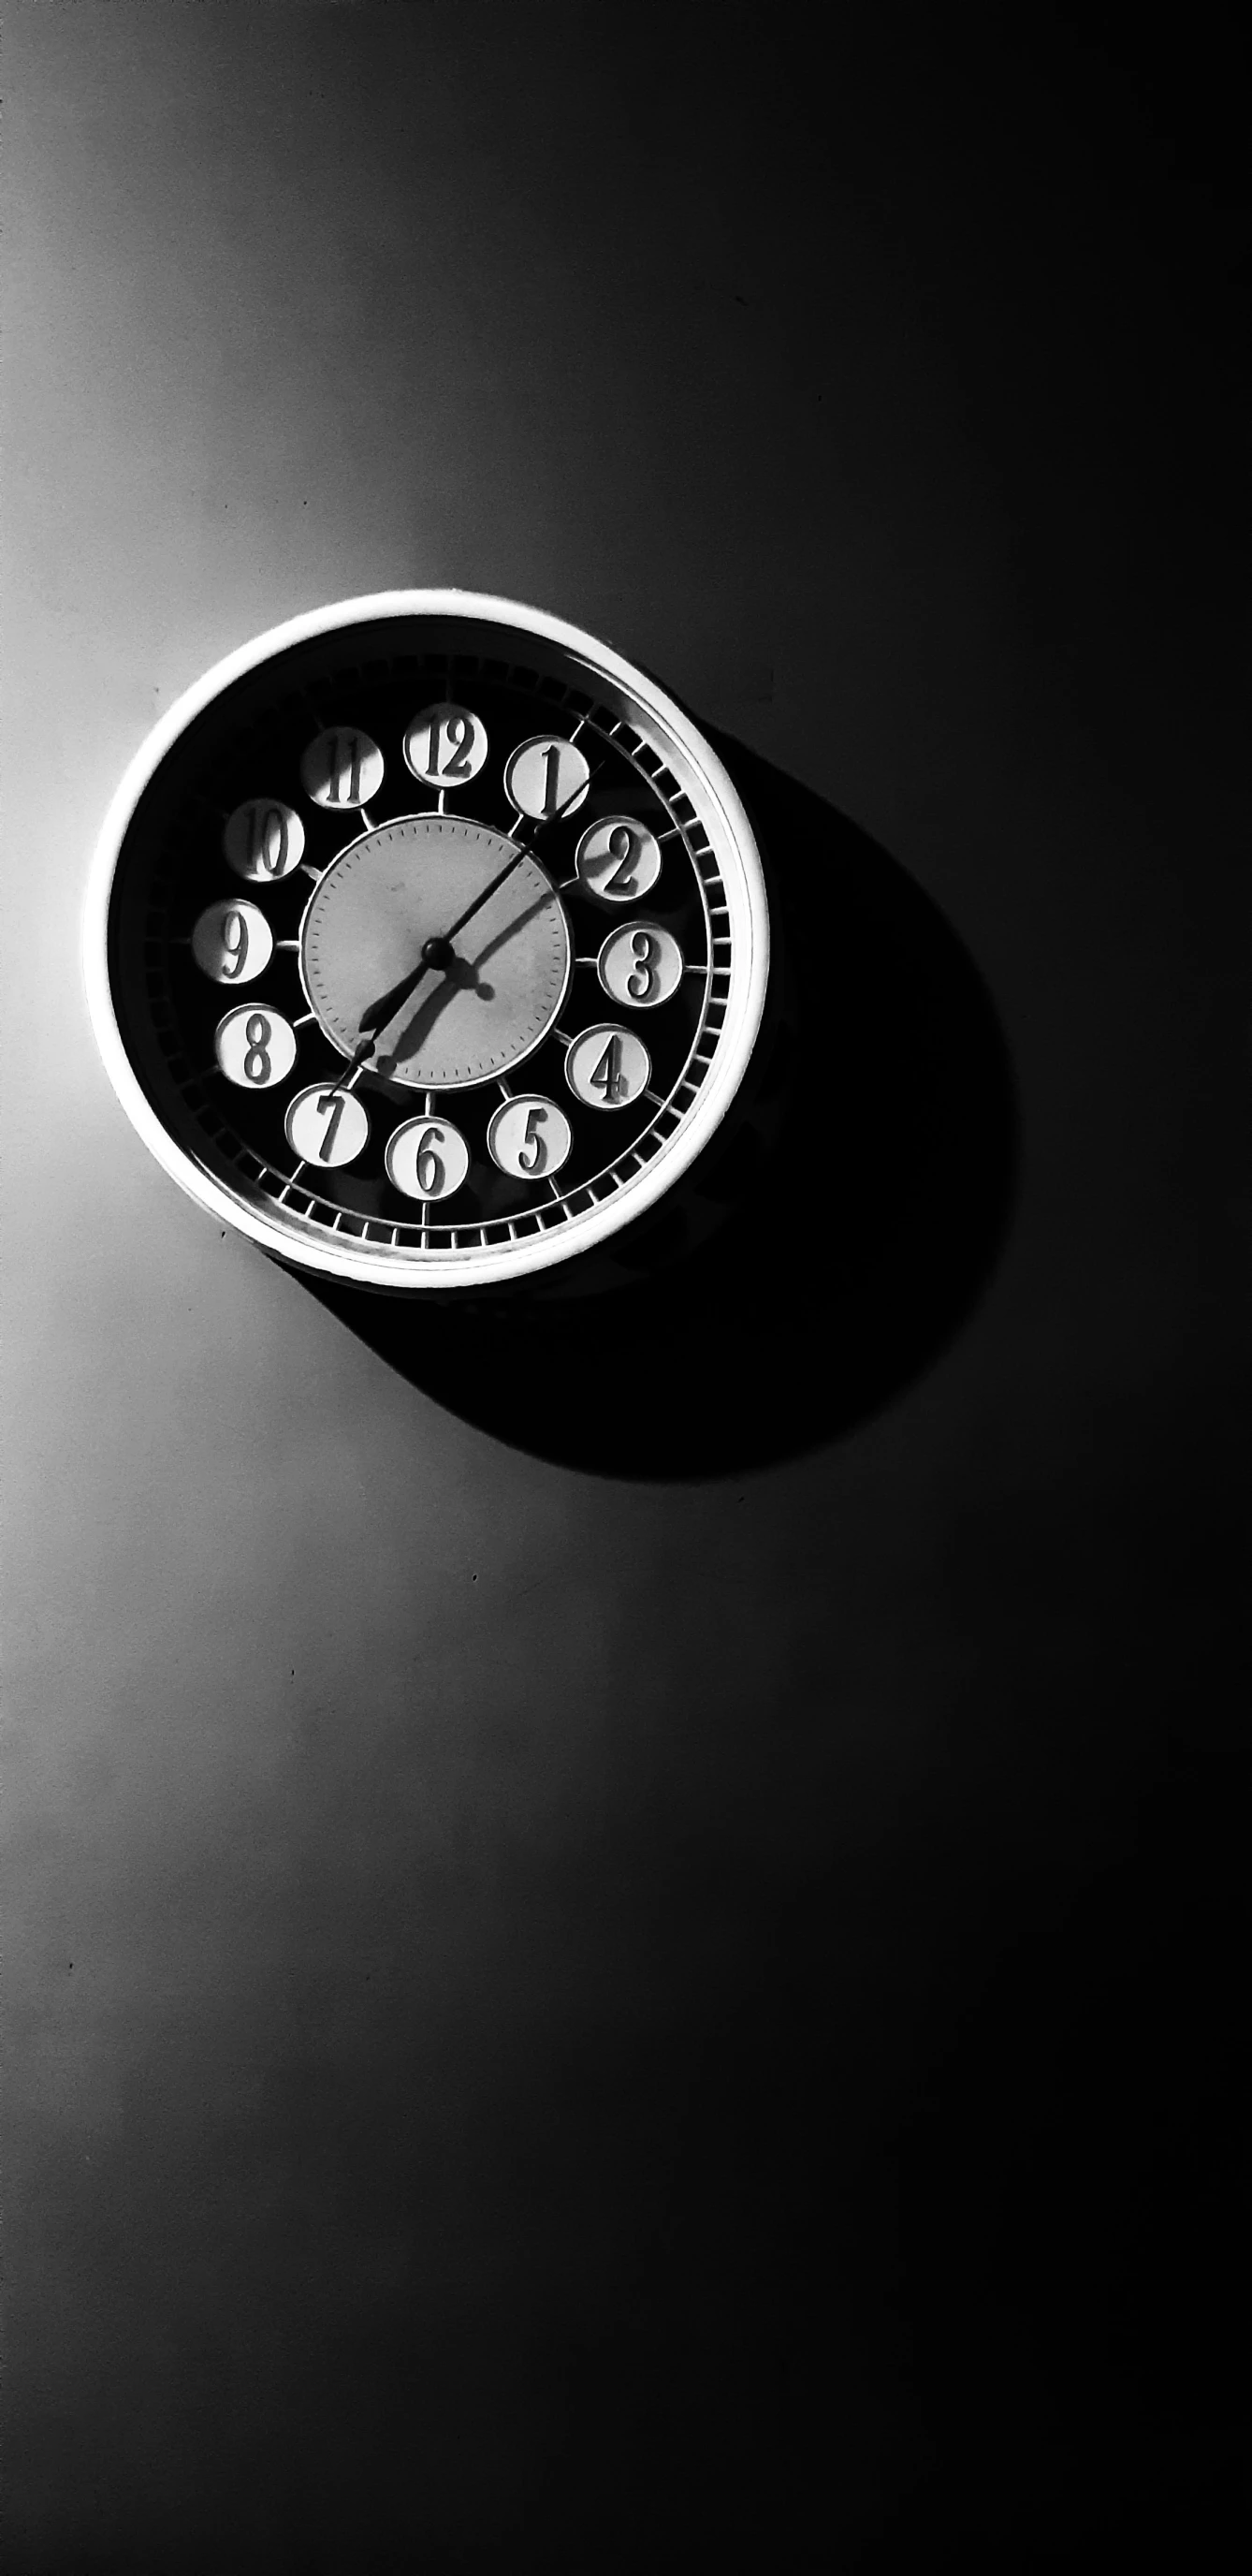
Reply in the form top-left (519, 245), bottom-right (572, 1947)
top-left (431, 772), bottom-right (592, 950)
top-left (437, 848), bottom-right (527, 948)
top-left (357, 844), bottom-right (530, 1038)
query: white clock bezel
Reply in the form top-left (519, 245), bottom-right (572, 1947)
top-left (82, 589), bottom-right (770, 1290)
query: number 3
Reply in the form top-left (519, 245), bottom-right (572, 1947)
top-left (626, 930), bottom-right (656, 1001)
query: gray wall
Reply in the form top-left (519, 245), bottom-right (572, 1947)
top-left (2, 7), bottom-right (1244, 2568)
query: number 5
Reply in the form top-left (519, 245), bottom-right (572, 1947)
top-left (517, 1106), bottom-right (547, 1173)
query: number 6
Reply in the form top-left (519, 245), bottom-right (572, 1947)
top-left (415, 1125), bottom-right (444, 1194)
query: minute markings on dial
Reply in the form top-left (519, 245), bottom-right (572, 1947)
top-left (298, 817), bottom-right (571, 1093)
top-left (329, 753), bottom-right (600, 1051)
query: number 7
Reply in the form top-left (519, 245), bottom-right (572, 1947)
top-left (316, 1090), bottom-right (346, 1160)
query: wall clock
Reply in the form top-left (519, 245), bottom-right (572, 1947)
top-left (84, 592), bottom-right (770, 1292)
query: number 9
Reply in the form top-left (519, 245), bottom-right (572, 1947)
top-left (192, 900), bottom-right (273, 987)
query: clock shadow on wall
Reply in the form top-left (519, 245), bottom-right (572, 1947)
top-left (288, 723), bottom-right (1018, 1479)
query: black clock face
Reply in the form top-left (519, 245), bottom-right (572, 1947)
top-left (85, 594), bottom-right (769, 1290)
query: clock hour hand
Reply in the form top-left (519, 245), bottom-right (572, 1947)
top-left (438, 850), bottom-right (527, 947)
top-left (358, 933), bottom-right (458, 1040)
top-left (328, 936), bottom-right (455, 1094)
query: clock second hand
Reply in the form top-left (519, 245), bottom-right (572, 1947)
top-left (330, 777), bottom-right (594, 1090)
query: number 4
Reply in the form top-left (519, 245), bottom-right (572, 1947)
top-left (590, 1036), bottom-right (626, 1102)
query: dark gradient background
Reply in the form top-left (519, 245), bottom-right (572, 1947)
top-left (1, 6), bottom-right (1246, 2569)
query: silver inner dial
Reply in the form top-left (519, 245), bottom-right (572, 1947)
top-left (301, 814), bottom-right (572, 1090)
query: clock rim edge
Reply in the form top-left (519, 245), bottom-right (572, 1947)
top-left (81, 589), bottom-right (771, 1290)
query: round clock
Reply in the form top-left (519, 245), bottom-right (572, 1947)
top-left (84, 592), bottom-right (770, 1291)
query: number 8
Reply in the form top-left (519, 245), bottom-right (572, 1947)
top-left (243, 1014), bottom-right (271, 1083)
